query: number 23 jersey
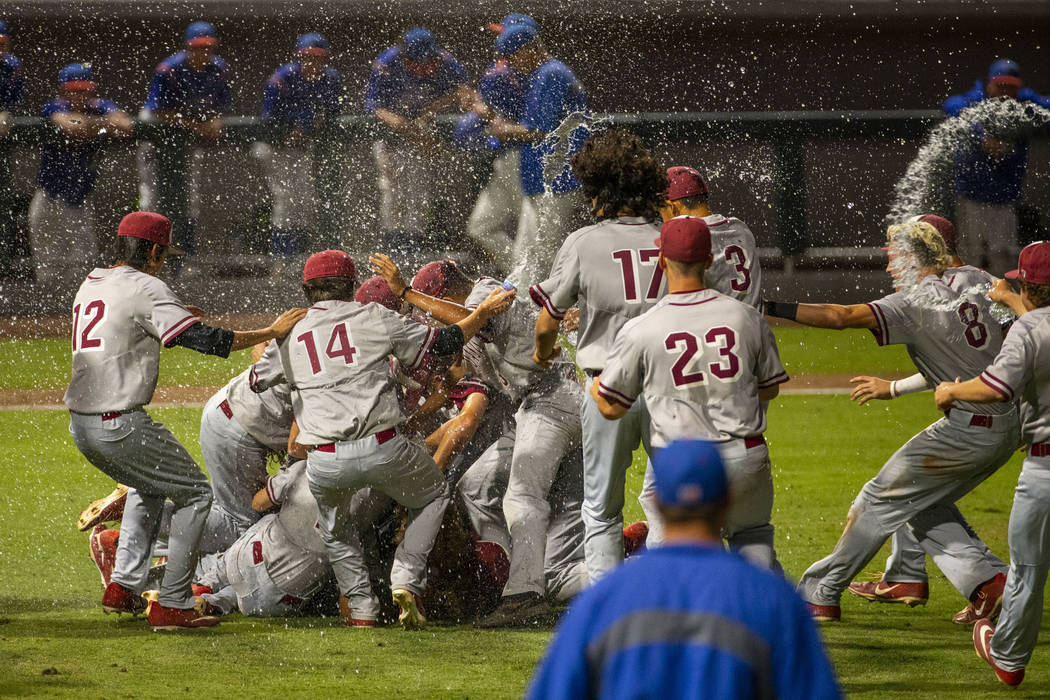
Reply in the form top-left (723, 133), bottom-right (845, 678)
top-left (599, 289), bottom-right (788, 448)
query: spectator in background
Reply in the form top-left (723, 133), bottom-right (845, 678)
top-left (366, 28), bottom-right (477, 267)
top-left (944, 59), bottom-right (1050, 275)
top-left (0, 20), bottom-right (25, 276)
top-left (526, 439), bottom-right (842, 700)
top-left (488, 23), bottom-right (590, 286)
top-left (30, 63), bottom-right (132, 288)
top-left (0, 20), bottom-right (22, 141)
top-left (139, 21), bottom-right (232, 258)
top-left (258, 32), bottom-right (344, 257)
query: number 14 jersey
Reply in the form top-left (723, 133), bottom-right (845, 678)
top-left (599, 289), bottom-right (788, 448)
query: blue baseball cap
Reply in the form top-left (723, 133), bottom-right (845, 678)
top-left (59, 63), bottom-right (96, 91)
top-left (488, 13), bottom-right (540, 34)
top-left (402, 27), bottom-right (438, 62)
top-left (651, 440), bottom-right (729, 508)
top-left (496, 24), bottom-right (538, 57)
top-left (185, 21), bottom-right (218, 47)
top-left (296, 32), bottom-right (329, 56)
top-left (988, 58), bottom-right (1022, 87)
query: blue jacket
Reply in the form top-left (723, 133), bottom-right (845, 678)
top-left (0, 53), bottom-right (23, 111)
top-left (527, 544), bottom-right (842, 700)
top-left (365, 46), bottom-right (465, 120)
top-left (519, 58), bottom-right (588, 196)
top-left (37, 97), bottom-right (121, 207)
top-left (262, 62), bottom-right (343, 134)
top-left (943, 81), bottom-right (1050, 204)
top-left (145, 51), bottom-right (232, 121)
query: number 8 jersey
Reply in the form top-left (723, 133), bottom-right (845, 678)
top-left (64, 266), bottom-right (202, 414)
top-left (598, 289), bottom-right (788, 448)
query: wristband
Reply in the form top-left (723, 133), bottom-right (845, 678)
top-left (764, 300), bottom-right (799, 321)
top-left (889, 380), bottom-right (898, 399)
top-left (399, 286), bottom-right (411, 300)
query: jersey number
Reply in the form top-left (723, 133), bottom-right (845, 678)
top-left (664, 327), bottom-right (741, 388)
top-left (612, 248), bottom-right (664, 304)
top-left (296, 323), bottom-right (358, 375)
top-left (957, 302), bottom-right (988, 349)
top-left (72, 300), bottom-right (106, 352)
top-left (724, 245), bottom-right (751, 292)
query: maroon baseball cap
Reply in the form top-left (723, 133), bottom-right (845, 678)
top-left (303, 250), bottom-right (356, 282)
top-left (909, 214), bottom-right (957, 253)
top-left (1006, 241), bottom-right (1050, 285)
top-left (655, 217), bottom-right (712, 263)
top-left (412, 260), bottom-right (460, 298)
top-left (665, 166), bottom-right (709, 202)
top-left (355, 275), bottom-right (400, 311)
top-left (117, 211), bottom-right (183, 254)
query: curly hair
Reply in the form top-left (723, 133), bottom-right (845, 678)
top-left (1022, 281), bottom-right (1050, 308)
top-left (571, 129), bottom-right (668, 221)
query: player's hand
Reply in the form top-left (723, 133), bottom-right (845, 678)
top-left (934, 379), bottom-right (960, 411)
top-left (368, 253), bottom-right (408, 296)
top-left (849, 376), bottom-right (893, 405)
top-left (185, 305), bottom-right (206, 318)
top-left (988, 278), bottom-right (1019, 305)
top-left (269, 308), bottom-right (309, 339)
top-left (475, 288), bottom-right (515, 319)
top-left (533, 345), bottom-right (562, 369)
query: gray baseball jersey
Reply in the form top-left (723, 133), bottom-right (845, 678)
top-left (225, 367), bottom-right (294, 452)
top-left (598, 289), bottom-right (788, 448)
top-left (979, 307), bottom-right (1050, 445)
top-left (260, 459), bottom-right (329, 597)
top-left (699, 214), bottom-right (762, 310)
top-left (250, 300), bottom-right (436, 445)
top-left (868, 272), bottom-right (1011, 416)
top-left (529, 216), bottom-right (666, 373)
top-left (65, 266), bottom-right (201, 413)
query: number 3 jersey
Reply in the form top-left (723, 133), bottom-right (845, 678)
top-left (598, 289), bottom-right (788, 448)
top-left (529, 216), bottom-right (666, 374)
top-left (867, 267), bottom-right (1012, 417)
top-left (249, 300), bottom-right (436, 445)
top-left (696, 214), bottom-right (762, 311)
top-left (64, 266), bottom-right (201, 414)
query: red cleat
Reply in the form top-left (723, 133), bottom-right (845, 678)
top-left (847, 579), bottom-right (928, 606)
top-left (953, 604), bottom-right (980, 625)
top-left (78, 484), bottom-right (129, 532)
top-left (89, 525), bottom-right (120, 588)
top-left (971, 573), bottom-right (1006, 622)
top-left (974, 619), bottom-right (1024, 686)
top-left (623, 521), bottom-right (649, 557)
top-left (101, 581), bottom-right (147, 616)
top-left (147, 600), bottom-right (220, 630)
top-left (807, 603), bottom-right (841, 622)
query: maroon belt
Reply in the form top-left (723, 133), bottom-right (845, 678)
top-left (1031, 443), bottom-right (1050, 457)
top-left (744, 435), bottom-right (765, 449)
top-left (101, 412), bottom-right (122, 421)
top-left (314, 428), bottom-right (397, 453)
top-left (945, 410), bottom-right (994, 428)
top-left (219, 399), bottom-right (233, 420)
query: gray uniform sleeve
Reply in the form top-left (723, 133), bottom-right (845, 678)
top-left (138, 277), bottom-right (201, 347)
top-left (249, 339), bottom-right (287, 392)
top-left (866, 292), bottom-right (915, 347)
top-left (380, 306), bottom-right (437, 372)
top-left (756, 319), bottom-right (790, 389)
top-left (595, 323), bottom-right (644, 408)
top-left (266, 459), bottom-right (307, 506)
top-left (979, 317), bottom-right (1034, 401)
top-left (529, 235), bottom-right (581, 320)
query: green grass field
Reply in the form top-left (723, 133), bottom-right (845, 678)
top-left (1, 330), bottom-right (1048, 698)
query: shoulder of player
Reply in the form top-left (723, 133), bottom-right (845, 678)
top-left (208, 55), bottom-right (229, 73)
top-left (157, 52), bottom-right (186, 74)
top-left (271, 62), bottom-right (297, 82)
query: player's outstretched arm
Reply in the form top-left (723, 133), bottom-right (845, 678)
top-left (229, 308), bottom-right (308, 351)
top-left (934, 376), bottom-right (1004, 410)
top-left (533, 308), bottom-right (562, 368)
top-left (850, 373), bottom-right (930, 405)
top-left (369, 253), bottom-right (473, 324)
top-left (765, 300), bottom-right (877, 330)
top-left (455, 288), bottom-right (515, 341)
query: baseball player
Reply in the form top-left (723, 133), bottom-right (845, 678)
top-left (258, 32), bottom-right (344, 256)
top-left (0, 20), bottom-right (21, 139)
top-left (529, 129), bottom-right (668, 583)
top-left (593, 217), bottom-right (788, 570)
top-left (0, 20), bottom-right (21, 275)
top-left (934, 241), bottom-right (1050, 687)
top-left (366, 28), bottom-right (475, 266)
top-left (764, 221), bottom-right (1020, 622)
top-left (248, 249), bottom-right (513, 629)
top-left (30, 63), bottom-right (133, 289)
top-left (139, 21), bottom-right (232, 256)
top-left (488, 22), bottom-right (591, 286)
top-left (65, 211), bottom-right (305, 629)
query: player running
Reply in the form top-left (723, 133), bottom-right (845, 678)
top-left (765, 220), bottom-right (1020, 622)
top-left (66, 211), bottom-right (305, 629)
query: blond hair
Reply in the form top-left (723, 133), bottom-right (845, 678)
top-left (885, 221), bottom-right (951, 272)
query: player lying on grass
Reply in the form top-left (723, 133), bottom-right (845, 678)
top-left (935, 241), bottom-right (1050, 688)
top-left (765, 220), bottom-right (1017, 622)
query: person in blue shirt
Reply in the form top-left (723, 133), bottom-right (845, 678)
top-left (488, 23), bottom-right (591, 286)
top-left (138, 21), bottom-right (232, 257)
top-left (0, 20), bottom-right (22, 140)
top-left (526, 439), bottom-right (843, 700)
top-left (365, 27), bottom-right (476, 266)
top-left (0, 19), bottom-right (25, 275)
top-left (30, 63), bottom-right (133, 289)
top-left (943, 59), bottom-right (1050, 276)
top-left (258, 32), bottom-right (344, 256)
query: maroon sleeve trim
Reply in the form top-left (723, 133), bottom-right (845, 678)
top-left (979, 371), bottom-right (1014, 400)
top-left (865, 302), bottom-right (889, 346)
top-left (528, 283), bottom-right (566, 320)
top-left (161, 314), bottom-right (201, 346)
top-left (409, 326), bottom-right (438, 371)
top-left (597, 381), bottom-right (636, 408)
top-left (758, 371), bottom-right (790, 389)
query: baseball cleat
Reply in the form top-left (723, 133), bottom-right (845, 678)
top-left (476, 592), bottom-right (553, 628)
top-left (846, 580), bottom-right (929, 606)
top-left (147, 600), bottom-right (220, 630)
top-left (806, 603), bottom-right (841, 622)
top-left (973, 619), bottom-right (1024, 686)
top-left (623, 521), bottom-right (649, 557)
top-left (392, 589), bottom-right (427, 631)
top-left (952, 604), bottom-right (980, 625)
top-left (338, 595), bottom-right (377, 628)
top-left (101, 581), bottom-right (147, 616)
top-left (971, 573), bottom-right (1006, 622)
top-left (89, 525), bottom-right (120, 588)
top-left (77, 484), bottom-right (129, 531)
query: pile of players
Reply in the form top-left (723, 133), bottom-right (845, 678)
top-left (68, 126), bottom-right (1050, 688)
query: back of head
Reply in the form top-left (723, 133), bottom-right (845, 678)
top-left (651, 439), bottom-right (729, 526)
top-left (885, 221), bottom-right (951, 273)
top-left (665, 166), bottom-right (710, 211)
top-left (908, 214), bottom-right (957, 256)
top-left (571, 129), bottom-right (668, 220)
top-left (412, 259), bottom-right (473, 299)
top-left (1006, 241), bottom-right (1050, 308)
top-left (302, 250), bottom-right (357, 304)
top-left (355, 275), bottom-right (401, 311)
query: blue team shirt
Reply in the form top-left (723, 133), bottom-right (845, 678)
top-left (145, 51), bottom-right (232, 120)
top-left (0, 53), bottom-right (24, 111)
top-left (365, 46), bottom-right (466, 120)
top-left (519, 59), bottom-right (588, 196)
top-left (37, 97), bottom-right (121, 207)
top-left (262, 62), bottom-right (343, 134)
top-left (943, 81), bottom-right (1050, 204)
top-left (527, 544), bottom-right (842, 700)
top-left (480, 59), bottom-right (525, 119)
